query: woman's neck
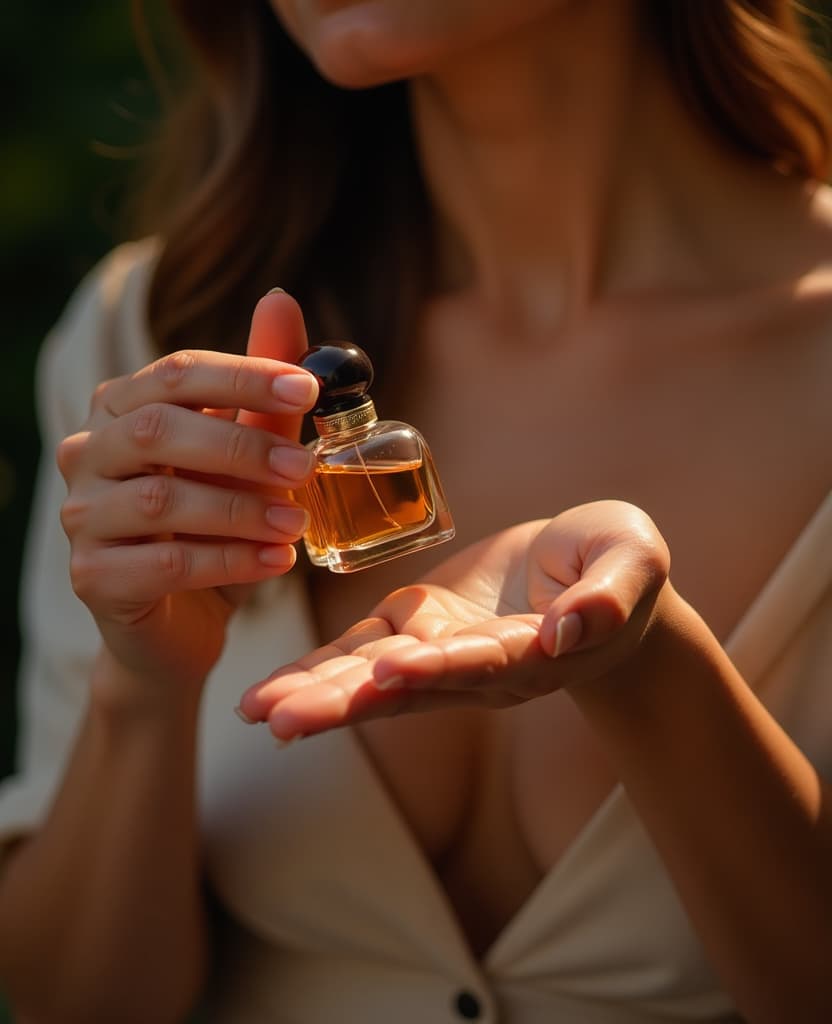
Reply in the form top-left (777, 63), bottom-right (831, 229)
top-left (408, 0), bottom-right (819, 336)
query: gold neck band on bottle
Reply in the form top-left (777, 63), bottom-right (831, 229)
top-left (313, 399), bottom-right (377, 437)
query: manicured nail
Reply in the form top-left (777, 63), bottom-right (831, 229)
top-left (269, 445), bottom-right (315, 482)
top-left (552, 612), bottom-right (582, 658)
top-left (266, 504), bottom-right (310, 536)
top-left (234, 706), bottom-right (257, 724)
top-left (258, 544), bottom-right (296, 568)
top-left (266, 287), bottom-right (286, 295)
top-left (275, 734), bottom-right (304, 749)
top-left (272, 373), bottom-right (318, 408)
top-left (374, 674), bottom-right (405, 691)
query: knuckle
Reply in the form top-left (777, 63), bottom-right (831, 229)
top-left (642, 546), bottom-right (669, 589)
top-left (225, 490), bottom-right (246, 529)
top-left (69, 550), bottom-right (98, 603)
top-left (59, 493), bottom-right (89, 536)
top-left (89, 378), bottom-right (116, 414)
top-left (131, 403), bottom-right (172, 448)
top-left (596, 587), bottom-right (630, 631)
top-left (230, 358), bottom-right (251, 398)
top-left (157, 543), bottom-right (192, 581)
top-left (223, 423), bottom-right (250, 467)
top-left (55, 432), bottom-right (88, 480)
top-left (621, 532), bottom-right (669, 595)
top-left (219, 542), bottom-right (242, 580)
top-left (137, 475), bottom-right (175, 521)
top-left (150, 350), bottom-right (198, 391)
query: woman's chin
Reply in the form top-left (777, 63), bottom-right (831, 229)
top-left (309, 11), bottom-right (434, 89)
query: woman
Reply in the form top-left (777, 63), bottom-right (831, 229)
top-left (0, 1), bottom-right (830, 1021)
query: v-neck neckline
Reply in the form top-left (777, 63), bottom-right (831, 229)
top-left (346, 489), bottom-right (832, 970)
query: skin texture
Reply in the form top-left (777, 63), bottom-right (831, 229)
top-left (239, 503), bottom-right (670, 735)
top-left (1, 1), bottom-right (831, 1021)
top-left (57, 291), bottom-right (317, 696)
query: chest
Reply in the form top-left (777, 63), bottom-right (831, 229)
top-left (308, 306), bottom-right (830, 955)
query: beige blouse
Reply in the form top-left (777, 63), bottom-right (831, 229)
top-left (2, 243), bottom-right (830, 1023)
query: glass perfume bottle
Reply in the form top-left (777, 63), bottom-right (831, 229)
top-left (293, 343), bottom-right (455, 573)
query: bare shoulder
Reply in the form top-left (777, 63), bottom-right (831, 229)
top-left (770, 183), bottom-right (832, 376)
top-left (746, 184), bottom-right (832, 491)
top-left (779, 268), bottom-right (832, 460)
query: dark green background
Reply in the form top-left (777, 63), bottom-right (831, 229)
top-left (2, 3), bottom-right (831, 1020)
top-left (1, 5), bottom-right (163, 780)
top-left (1, 6), bottom-right (164, 1014)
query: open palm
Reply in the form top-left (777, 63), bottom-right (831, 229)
top-left (239, 501), bottom-right (670, 740)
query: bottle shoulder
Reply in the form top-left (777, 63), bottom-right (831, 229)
top-left (309, 419), bottom-right (425, 457)
top-left (309, 415), bottom-right (428, 464)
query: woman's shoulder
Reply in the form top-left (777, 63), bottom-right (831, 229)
top-left (764, 183), bottom-right (832, 402)
top-left (45, 238), bottom-right (159, 369)
top-left (37, 239), bottom-right (160, 437)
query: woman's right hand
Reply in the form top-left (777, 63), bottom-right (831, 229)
top-left (56, 290), bottom-right (318, 698)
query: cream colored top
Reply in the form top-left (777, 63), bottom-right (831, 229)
top-left (2, 243), bottom-right (830, 1023)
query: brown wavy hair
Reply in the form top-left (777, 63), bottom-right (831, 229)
top-left (130, 0), bottom-right (832, 371)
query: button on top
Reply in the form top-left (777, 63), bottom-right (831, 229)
top-left (454, 990), bottom-right (482, 1019)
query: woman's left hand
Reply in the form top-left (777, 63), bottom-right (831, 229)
top-left (238, 500), bottom-right (671, 740)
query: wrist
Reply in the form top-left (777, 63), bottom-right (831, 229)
top-left (565, 582), bottom-right (718, 724)
top-left (89, 645), bottom-right (205, 724)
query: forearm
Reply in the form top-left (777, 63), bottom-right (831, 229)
top-left (568, 584), bottom-right (832, 1024)
top-left (0, 649), bottom-right (208, 1024)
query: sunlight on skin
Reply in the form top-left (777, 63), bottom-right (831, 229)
top-left (240, 585), bottom-right (551, 739)
top-left (236, 502), bottom-right (670, 741)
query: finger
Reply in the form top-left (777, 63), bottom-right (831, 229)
top-left (70, 538), bottom-right (296, 609)
top-left (372, 616), bottom-right (542, 689)
top-left (250, 621), bottom-right (544, 738)
top-left (73, 474), bottom-right (310, 545)
top-left (265, 670), bottom-right (494, 741)
top-left (539, 537), bottom-right (668, 657)
top-left (239, 634), bottom-right (419, 721)
top-left (201, 407), bottom-right (238, 421)
top-left (85, 404), bottom-right (315, 488)
top-left (95, 346), bottom-right (317, 422)
top-left (237, 290), bottom-right (313, 441)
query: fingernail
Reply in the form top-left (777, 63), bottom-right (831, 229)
top-left (374, 674), bottom-right (405, 691)
top-left (272, 373), bottom-right (318, 408)
top-left (258, 544), bottom-right (296, 568)
top-left (266, 504), bottom-right (310, 536)
top-left (269, 445), bottom-right (315, 482)
top-left (234, 706), bottom-right (258, 724)
top-left (552, 612), bottom-right (582, 658)
top-left (275, 733), bottom-right (304, 749)
top-left (266, 287), bottom-right (286, 295)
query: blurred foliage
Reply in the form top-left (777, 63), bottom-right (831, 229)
top-left (0, 4), bottom-right (172, 1014)
top-left (0, 2), bottom-right (173, 780)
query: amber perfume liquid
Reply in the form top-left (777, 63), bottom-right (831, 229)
top-left (303, 457), bottom-right (434, 547)
top-left (296, 432), bottom-right (454, 572)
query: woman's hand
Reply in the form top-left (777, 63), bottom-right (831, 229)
top-left (239, 500), bottom-right (671, 739)
top-left (58, 291), bottom-right (318, 695)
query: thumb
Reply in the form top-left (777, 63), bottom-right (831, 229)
top-left (237, 289), bottom-right (316, 442)
top-left (534, 504), bottom-right (670, 659)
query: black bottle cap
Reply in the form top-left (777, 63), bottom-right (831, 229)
top-left (297, 343), bottom-right (374, 417)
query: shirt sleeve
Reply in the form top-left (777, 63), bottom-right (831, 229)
top-left (0, 241), bottom-right (157, 846)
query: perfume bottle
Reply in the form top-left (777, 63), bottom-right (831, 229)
top-left (293, 343), bottom-right (455, 573)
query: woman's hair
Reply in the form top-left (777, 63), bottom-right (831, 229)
top-left (129, 0), bottom-right (832, 367)
top-left (647, 1), bottom-right (832, 177)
